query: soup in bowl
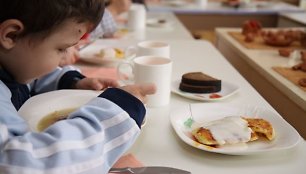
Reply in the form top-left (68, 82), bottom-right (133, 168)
top-left (37, 108), bottom-right (77, 132)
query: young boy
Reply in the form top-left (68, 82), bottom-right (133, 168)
top-left (0, 0), bottom-right (155, 174)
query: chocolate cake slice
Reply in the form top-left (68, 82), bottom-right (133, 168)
top-left (179, 72), bottom-right (221, 93)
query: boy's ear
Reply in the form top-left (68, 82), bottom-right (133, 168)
top-left (0, 19), bottom-right (24, 49)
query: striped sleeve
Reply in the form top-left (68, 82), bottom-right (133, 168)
top-left (0, 86), bottom-right (145, 174)
top-left (29, 66), bottom-right (83, 94)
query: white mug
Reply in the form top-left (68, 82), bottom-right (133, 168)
top-left (138, 40), bottom-right (170, 58)
top-left (126, 40), bottom-right (170, 59)
top-left (127, 4), bottom-right (146, 31)
top-left (117, 56), bottom-right (172, 107)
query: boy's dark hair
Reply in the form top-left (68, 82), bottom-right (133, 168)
top-left (0, 0), bottom-right (105, 38)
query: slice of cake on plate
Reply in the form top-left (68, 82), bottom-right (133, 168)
top-left (179, 72), bottom-right (221, 93)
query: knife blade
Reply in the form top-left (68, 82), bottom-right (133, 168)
top-left (109, 166), bottom-right (191, 174)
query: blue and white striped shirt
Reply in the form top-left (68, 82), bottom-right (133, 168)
top-left (0, 67), bottom-right (145, 174)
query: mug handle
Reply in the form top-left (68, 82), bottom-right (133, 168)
top-left (124, 46), bottom-right (137, 60)
top-left (117, 61), bottom-right (134, 85)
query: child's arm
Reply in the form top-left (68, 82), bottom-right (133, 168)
top-left (29, 66), bottom-right (85, 94)
top-left (30, 66), bottom-right (119, 94)
top-left (0, 83), bottom-right (155, 174)
top-left (74, 77), bottom-right (119, 91)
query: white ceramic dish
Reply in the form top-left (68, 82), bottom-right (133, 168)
top-left (79, 40), bottom-right (135, 65)
top-left (171, 79), bottom-right (239, 101)
top-left (146, 18), bottom-right (174, 28)
top-left (170, 103), bottom-right (301, 155)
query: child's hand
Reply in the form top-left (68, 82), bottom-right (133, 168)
top-left (75, 78), bottom-right (119, 90)
top-left (119, 83), bottom-right (156, 103)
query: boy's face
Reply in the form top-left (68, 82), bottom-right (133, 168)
top-left (3, 20), bottom-right (88, 84)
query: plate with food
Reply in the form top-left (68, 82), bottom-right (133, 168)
top-left (170, 103), bottom-right (301, 155)
top-left (18, 90), bottom-right (147, 132)
top-left (79, 40), bottom-right (135, 64)
top-left (171, 72), bottom-right (239, 101)
top-left (146, 18), bottom-right (174, 28)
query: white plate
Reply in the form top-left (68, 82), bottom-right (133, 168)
top-left (79, 40), bottom-right (134, 65)
top-left (146, 18), bottom-right (174, 28)
top-left (171, 79), bottom-right (239, 101)
top-left (18, 90), bottom-right (101, 132)
top-left (170, 103), bottom-right (301, 155)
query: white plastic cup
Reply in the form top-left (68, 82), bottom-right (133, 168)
top-left (127, 4), bottom-right (146, 31)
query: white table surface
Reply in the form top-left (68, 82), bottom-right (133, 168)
top-left (124, 40), bottom-right (306, 174)
top-left (147, 1), bottom-right (305, 14)
top-left (279, 12), bottom-right (306, 25)
top-left (215, 28), bottom-right (306, 111)
top-left (118, 12), bottom-right (194, 40)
